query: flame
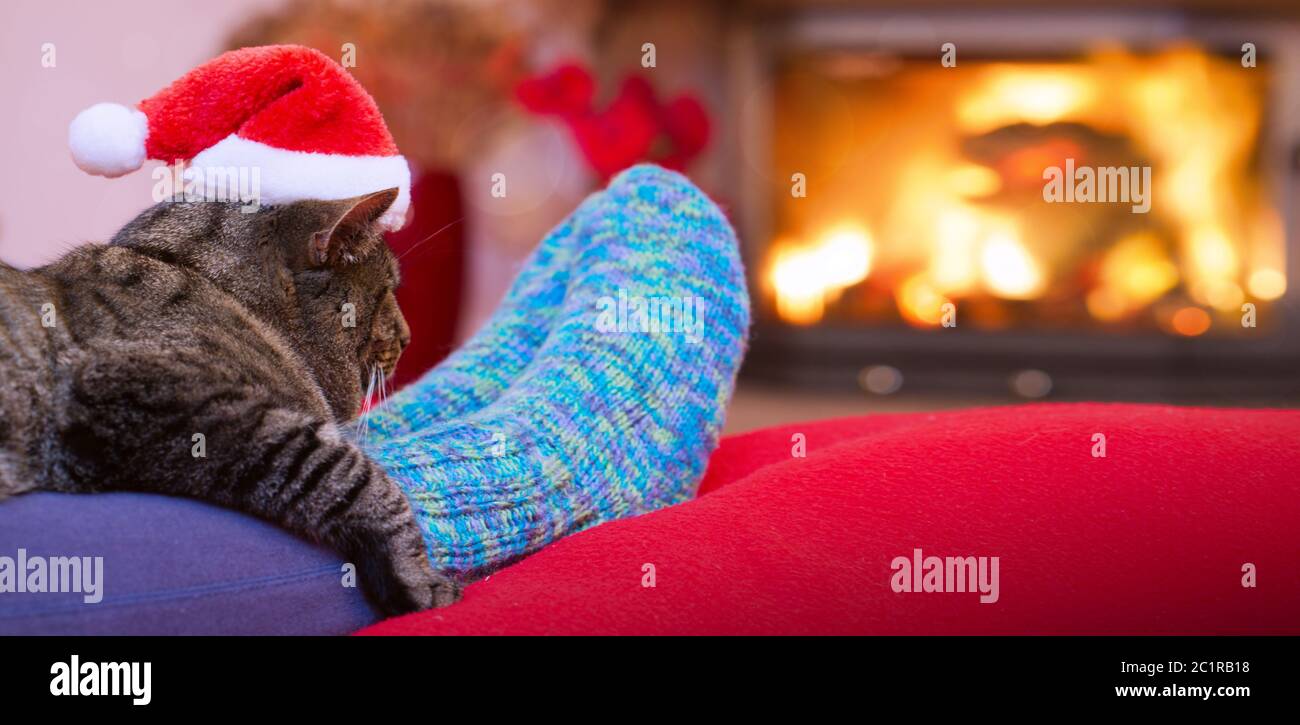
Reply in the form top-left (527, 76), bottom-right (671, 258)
top-left (769, 225), bottom-right (873, 325)
top-left (1248, 269), bottom-right (1286, 300)
top-left (1169, 306), bottom-right (1212, 336)
top-left (929, 206), bottom-right (982, 295)
top-left (1088, 233), bottom-right (1180, 319)
top-left (957, 65), bottom-right (1096, 131)
top-left (1185, 226), bottom-right (1240, 305)
top-left (946, 164), bottom-right (1002, 197)
top-left (1085, 287), bottom-right (1129, 322)
top-left (980, 228), bottom-right (1045, 300)
top-left (769, 242), bottom-right (827, 326)
top-left (1124, 47), bottom-right (1261, 327)
top-left (818, 225), bottom-right (874, 288)
top-left (896, 273), bottom-right (951, 327)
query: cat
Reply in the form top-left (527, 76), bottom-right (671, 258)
top-left (0, 189), bottom-right (458, 616)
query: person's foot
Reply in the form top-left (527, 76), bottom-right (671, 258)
top-left (364, 165), bottom-right (750, 576)
top-left (360, 189), bottom-right (609, 439)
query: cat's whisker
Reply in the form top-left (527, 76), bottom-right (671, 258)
top-left (356, 364), bottom-right (378, 440)
top-left (395, 217), bottom-right (463, 264)
top-left (368, 368), bottom-right (379, 412)
top-left (370, 364), bottom-right (384, 426)
top-left (367, 366), bottom-right (380, 440)
top-left (377, 366), bottom-right (390, 409)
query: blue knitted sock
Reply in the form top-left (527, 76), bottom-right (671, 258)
top-left (362, 189), bottom-right (609, 439)
top-left (362, 165), bottom-right (750, 577)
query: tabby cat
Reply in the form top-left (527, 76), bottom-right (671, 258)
top-left (0, 189), bottom-right (457, 615)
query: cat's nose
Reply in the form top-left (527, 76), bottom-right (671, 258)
top-left (396, 316), bottom-right (411, 350)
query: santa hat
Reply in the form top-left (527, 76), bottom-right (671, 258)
top-left (67, 45), bottom-right (410, 231)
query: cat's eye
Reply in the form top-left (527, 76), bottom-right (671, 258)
top-left (310, 231), bottom-right (331, 266)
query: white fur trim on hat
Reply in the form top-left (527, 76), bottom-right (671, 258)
top-left (68, 103), bottom-right (149, 178)
top-left (187, 135), bottom-right (411, 231)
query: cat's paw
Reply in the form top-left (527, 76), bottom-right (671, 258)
top-left (429, 572), bottom-right (461, 609)
top-left (389, 569), bottom-right (460, 614)
top-left (363, 544), bottom-right (461, 616)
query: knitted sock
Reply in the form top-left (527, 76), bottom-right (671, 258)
top-left (361, 189), bottom-right (609, 439)
top-left (362, 165), bottom-right (750, 577)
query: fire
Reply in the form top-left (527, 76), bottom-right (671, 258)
top-left (1169, 306), bottom-right (1212, 337)
top-left (929, 207), bottom-right (981, 295)
top-left (769, 242), bottom-right (827, 326)
top-left (1087, 233), bottom-right (1180, 320)
top-left (946, 164), bottom-right (1002, 197)
top-left (817, 226), bottom-right (874, 288)
top-left (979, 228), bottom-right (1045, 300)
top-left (957, 65), bottom-right (1097, 131)
top-left (896, 274), bottom-right (951, 327)
top-left (768, 45), bottom-right (1282, 334)
top-left (1248, 269), bottom-right (1286, 300)
top-left (769, 225), bottom-right (873, 325)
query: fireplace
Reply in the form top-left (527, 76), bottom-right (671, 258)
top-left (724, 9), bottom-right (1300, 401)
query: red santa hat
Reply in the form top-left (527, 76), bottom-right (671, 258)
top-left (67, 45), bottom-right (410, 231)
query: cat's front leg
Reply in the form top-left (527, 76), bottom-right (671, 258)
top-left (59, 357), bottom-right (459, 616)
top-left (257, 424), bottom-right (462, 615)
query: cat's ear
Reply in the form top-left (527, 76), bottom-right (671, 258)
top-left (294, 188), bottom-right (400, 268)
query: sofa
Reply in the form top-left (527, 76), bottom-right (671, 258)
top-left (3, 403), bottom-right (1297, 635)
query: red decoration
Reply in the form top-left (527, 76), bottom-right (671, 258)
top-left (514, 62), bottom-right (595, 116)
top-left (515, 63), bottom-right (711, 179)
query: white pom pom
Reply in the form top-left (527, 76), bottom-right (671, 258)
top-left (68, 103), bottom-right (149, 177)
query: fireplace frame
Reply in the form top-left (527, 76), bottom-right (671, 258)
top-left (722, 9), bottom-right (1300, 402)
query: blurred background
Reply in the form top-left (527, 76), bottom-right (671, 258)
top-left (3, 0), bottom-right (1299, 432)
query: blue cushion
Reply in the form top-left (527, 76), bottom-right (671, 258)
top-left (0, 492), bottom-right (378, 635)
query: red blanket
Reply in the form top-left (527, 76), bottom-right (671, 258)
top-left (358, 404), bottom-right (1300, 635)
